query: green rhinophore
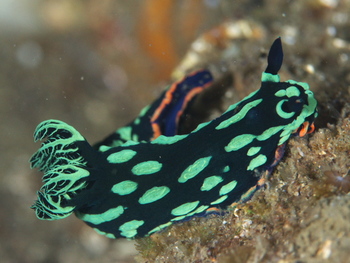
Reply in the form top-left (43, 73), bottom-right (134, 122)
top-left (138, 186), bottom-right (170, 204)
top-left (119, 220), bottom-right (145, 238)
top-left (201, 176), bottom-right (223, 191)
top-left (215, 99), bottom-right (263, 130)
top-left (210, 195), bottom-right (228, 205)
top-left (247, 154), bottom-right (267, 171)
top-left (132, 160), bottom-right (163, 175)
top-left (76, 206), bottom-right (124, 225)
top-left (247, 147), bottom-right (261, 156)
top-left (219, 180), bottom-right (238, 196)
top-left (107, 149), bottom-right (137, 164)
top-left (112, 180), bottom-right (138, 195)
top-left (225, 134), bottom-right (256, 152)
top-left (171, 201), bottom-right (200, 216)
top-left (178, 156), bottom-right (212, 183)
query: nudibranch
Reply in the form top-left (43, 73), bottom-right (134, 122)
top-left (30, 38), bottom-right (317, 239)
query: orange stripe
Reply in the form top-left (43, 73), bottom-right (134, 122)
top-left (175, 80), bottom-right (213, 125)
top-left (150, 70), bottom-right (212, 140)
top-left (308, 123), bottom-right (315, 134)
top-left (206, 207), bottom-right (221, 213)
top-left (298, 121), bottom-right (309, 137)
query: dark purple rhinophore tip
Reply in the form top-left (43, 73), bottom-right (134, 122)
top-left (265, 37), bottom-right (283, 75)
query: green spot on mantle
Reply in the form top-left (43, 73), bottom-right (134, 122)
top-left (257, 125), bottom-right (284, 141)
top-left (115, 126), bottom-right (132, 142)
top-left (132, 160), bottom-right (163, 175)
top-left (107, 149), bottom-right (137, 164)
top-left (121, 140), bottom-right (139, 147)
top-left (247, 147), bottom-right (261, 156)
top-left (178, 156), bottom-right (212, 183)
top-left (276, 100), bottom-right (295, 119)
top-left (210, 195), bottom-right (228, 205)
top-left (139, 104), bottom-right (151, 116)
top-left (138, 186), bottom-right (170, 204)
top-left (225, 134), bottom-right (256, 152)
top-left (201, 176), bottom-right (223, 191)
top-left (286, 86), bottom-right (300, 97)
top-left (112, 180), bottom-right (138, 195)
top-left (186, 205), bottom-right (209, 217)
top-left (171, 201), bottom-right (200, 216)
top-left (216, 99), bottom-right (263, 130)
top-left (77, 206), bottom-right (124, 225)
top-left (119, 220), bottom-right (144, 238)
top-left (247, 154), bottom-right (267, 171)
top-left (153, 134), bottom-right (187, 145)
top-left (219, 180), bottom-right (237, 195)
top-left (132, 134), bottom-right (139, 142)
top-left (134, 117), bottom-right (141, 125)
top-left (98, 145), bottom-right (112, 152)
top-left (286, 80), bottom-right (310, 91)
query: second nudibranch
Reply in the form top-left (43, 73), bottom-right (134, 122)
top-left (94, 69), bottom-right (213, 150)
top-left (30, 38), bottom-right (317, 239)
